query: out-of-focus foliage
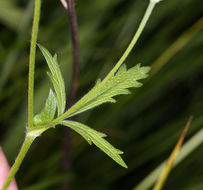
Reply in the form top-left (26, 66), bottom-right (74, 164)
top-left (0, 0), bottom-right (202, 189)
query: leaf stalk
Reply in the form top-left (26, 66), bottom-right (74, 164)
top-left (53, 0), bottom-right (157, 122)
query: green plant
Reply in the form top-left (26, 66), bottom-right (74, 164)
top-left (2, 0), bottom-right (163, 189)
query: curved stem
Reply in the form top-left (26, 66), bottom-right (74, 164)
top-left (1, 135), bottom-right (35, 190)
top-left (102, 1), bottom-right (156, 83)
top-left (53, 0), bottom-right (157, 122)
top-left (28, 0), bottom-right (41, 128)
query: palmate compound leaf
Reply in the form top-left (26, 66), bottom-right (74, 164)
top-left (34, 89), bottom-right (57, 125)
top-left (35, 46), bottom-right (149, 168)
top-left (38, 44), bottom-right (66, 116)
top-left (59, 120), bottom-right (127, 168)
top-left (62, 63), bottom-right (150, 118)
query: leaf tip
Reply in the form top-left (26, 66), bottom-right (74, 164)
top-left (122, 162), bottom-right (128, 168)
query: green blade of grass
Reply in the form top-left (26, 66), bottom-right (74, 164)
top-left (134, 118), bottom-right (203, 190)
top-left (151, 17), bottom-right (203, 76)
top-left (152, 116), bottom-right (192, 190)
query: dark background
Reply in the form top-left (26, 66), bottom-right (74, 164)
top-left (0, 0), bottom-right (203, 189)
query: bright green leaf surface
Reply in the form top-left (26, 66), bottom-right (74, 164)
top-left (33, 89), bottom-right (56, 125)
top-left (38, 44), bottom-right (66, 116)
top-left (59, 120), bottom-right (127, 168)
top-left (62, 64), bottom-right (150, 119)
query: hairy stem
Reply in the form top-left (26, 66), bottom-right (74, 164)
top-left (28, 0), bottom-right (41, 128)
top-left (1, 135), bottom-right (35, 190)
top-left (53, 0), bottom-right (157, 122)
top-left (2, 0), bottom-right (42, 188)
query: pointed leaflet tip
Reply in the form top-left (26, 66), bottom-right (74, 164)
top-left (95, 78), bottom-right (101, 86)
top-left (116, 149), bottom-right (124, 154)
top-left (61, 63), bottom-right (150, 119)
top-left (38, 44), bottom-right (66, 116)
top-left (60, 120), bottom-right (128, 168)
top-left (53, 54), bottom-right (57, 61)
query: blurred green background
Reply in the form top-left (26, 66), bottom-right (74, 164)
top-left (0, 0), bottom-right (203, 189)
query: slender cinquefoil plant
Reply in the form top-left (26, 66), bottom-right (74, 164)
top-left (2, 0), bottom-right (163, 189)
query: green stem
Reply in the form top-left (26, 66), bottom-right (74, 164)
top-left (28, 0), bottom-right (41, 128)
top-left (2, 0), bottom-right (42, 188)
top-left (1, 135), bottom-right (35, 190)
top-left (102, 1), bottom-right (156, 83)
top-left (53, 0), bottom-right (157, 122)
